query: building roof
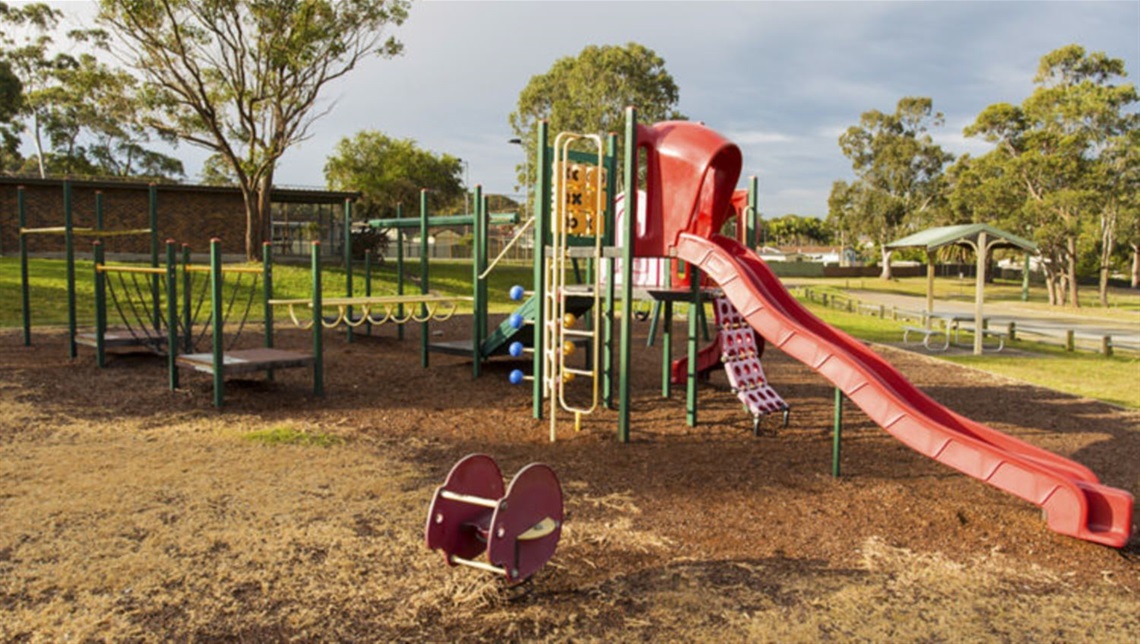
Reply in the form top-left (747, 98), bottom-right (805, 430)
top-left (0, 175), bottom-right (359, 204)
top-left (886, 224), bottom-right (1036, 253)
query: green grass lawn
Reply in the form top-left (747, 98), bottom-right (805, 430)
top-left (0, 256), bottom-right (534, 329)
top-left (798, 301), bottom-right (1140, 409)
top-left (808, 275), bottom-right (1140, 317)
top-left (4, 255), bottom-right (1136, 409)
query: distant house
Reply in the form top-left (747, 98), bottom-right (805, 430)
top-left (762, 245), bottom-right (857, 266)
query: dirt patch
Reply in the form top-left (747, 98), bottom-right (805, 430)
top-left (1, 318), bottom-right (1137, 640)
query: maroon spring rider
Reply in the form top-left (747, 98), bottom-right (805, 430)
top-left (425, 454), bottom-right (564, 584)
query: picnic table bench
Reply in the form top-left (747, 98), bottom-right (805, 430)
top-left (902, 325), bottom-right (949, 352)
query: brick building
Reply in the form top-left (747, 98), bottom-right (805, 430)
top-left (0, 177), bottom-right (359, 260)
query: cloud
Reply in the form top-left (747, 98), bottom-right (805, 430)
top-left (726, 130), bottom-right (796, 146)
top-left (34, 0), bottom-right (1140, 218)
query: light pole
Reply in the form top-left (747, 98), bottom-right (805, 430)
top-left (508, 137), bottom-right (529, 220)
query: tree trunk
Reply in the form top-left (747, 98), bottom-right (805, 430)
top-left (878, 246), bottom-right (893, 280)
top-left (1098, 211), bottom-right (1116, 307)
top-left (1065, 237), bottom-right (1080, 308)
top-left (32, 114), bottom-right (46, 179)
top-left (1131, 243), bottom-right (1139, 288)
top-left (1042, 259), bottom-right (1059, 305)
top-left (241, 187), bottom-right (257, 262)
top-left (255, 171), bottom-right (274, 262)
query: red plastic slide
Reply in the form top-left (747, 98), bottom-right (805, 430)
top-left (675, 232), bottom-right (1134, 548)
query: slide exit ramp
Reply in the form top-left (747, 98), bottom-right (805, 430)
top-left (675, 232), bottom-right (1133, 548)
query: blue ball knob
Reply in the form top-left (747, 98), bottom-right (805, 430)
top-left (509, 312), bottom-right (525, 329)
top-left (509, 285), bottom-right (526, 301)
top-left (509, 369), bottom-right (525, 385)
top-left (509, 341), bottom-right (525, 357)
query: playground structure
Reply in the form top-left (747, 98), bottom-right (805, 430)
top-left (488, 109), bottom-right (1131, 549)
top-left (505, 123), bottom-right (781, 440)
top-left (10, 115), bottom-right (1132, 549)
top-left (545, 107), bottom-right (1128, 548)
top-left (17, 182), bottom-right (161, 358)
top-left (425, 453), bottom-right (563, 584)
top-left (90, 237), bottom-right (323, 408)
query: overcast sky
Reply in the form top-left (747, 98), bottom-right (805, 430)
top-left (54, 1), bottom-right (1140, 218)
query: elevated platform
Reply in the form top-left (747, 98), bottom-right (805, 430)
top-left (176, 348), bottom-right (314, 375)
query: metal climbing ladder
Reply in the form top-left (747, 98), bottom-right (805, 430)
top-left (544, 132), bottom-right (607, 441)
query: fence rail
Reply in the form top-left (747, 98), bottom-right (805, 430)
top-left (796, 287), bottom-right (1137, 358)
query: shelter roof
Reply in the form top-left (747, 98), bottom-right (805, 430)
top-left (886, 224), bottom-right (1036, 253)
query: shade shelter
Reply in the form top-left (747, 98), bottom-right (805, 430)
top-left (887, 224), bottom-right (1037, 355)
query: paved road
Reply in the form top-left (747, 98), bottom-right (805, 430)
top-left (844, 289), bottom-right (1140, 351)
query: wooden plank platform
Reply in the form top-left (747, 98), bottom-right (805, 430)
top-left (74, 331), bottom-right (166, 350)
top-left (176, 348), bottom-right (314, 375)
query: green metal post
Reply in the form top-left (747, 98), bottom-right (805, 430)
top-left (702, 300), bottom-right (711, 341)
top-left (210, 238), bottom-right (225, 408)
top-left (365, 249), bottom-right (372, 294)
top-left (1021, 254), bottom-right (1030, 302)
top-left (618, 107), bottom-right (638, 442)
top-left (364, 249), bottom-right (373, 336)
top-left (18, 186), bottom-right (30, 346)
top-left (95, 192), bottom-right (106, 359)
top-left (472, 184), bottom-right (485, 377)
top-left (661, 301), bottom-right (673, 398)
top-left (364, 247), bottom-right (373, 337)
top-left (747, 175), bottom-right (759, 250)
top-left (149, 184), bottom-right (160, 332)
top-left (181, 245), bottom-right (192, 353)
top-left (94, 241), bottom-right (106, 368)
top-left (396, 203), bottom-right (405, 341)
top-left (312, 241), bottom-right (324, 396)
top-left (343, 198), bottom-right (354, 344)
top-left (262, 241), bottom-right (275, 382)
top-left (262, 242), bottom-right (274, 349)
top-left (603, 132), bottom-right (618, 408)
top-left (420, 189), bottom-right (430, 369)
top-left (532, 122), bottom-right (550, 419)
top-left (166, 240), bottom-right (179, 390)
top-left (832, 388), bottom-right (844, 477)
top-left (686, 269), bottom-right (699, 427)
top-left (95, 191), bottom-right (104, 230)
top-left (646, 300), bottom-right (661, 346)
top-left (64, 180), bottom-right (77, 359)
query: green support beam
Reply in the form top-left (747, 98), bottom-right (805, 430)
top-left (312, 241), bottom-right (324, 396)
top-left (472, 185), bottom-right (485, 378)
top-left (420, 189), bottom-right (430, 369)
top-left (532, 122), bottom-right (550, 420)
top-left (344, 198), bottom-right (354, 344)
top-left (617, 106), bottom-right (637, 442)
top-left (18, 186), bottom-right (30, 346)
top-left (64, 180), bottom-right (77, 359)
top-left (210, 239), bottom-right (225, 408)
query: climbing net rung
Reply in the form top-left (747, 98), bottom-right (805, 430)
top-left (97, 265), bottom-right (166, 276)
top-left (184, 264), bottom-right (263, 275)
top-left (270, 294), bottom-right (467, 329)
